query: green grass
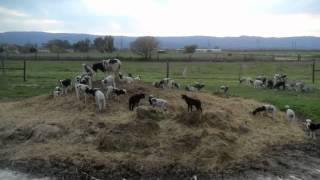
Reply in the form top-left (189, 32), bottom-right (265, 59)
top-left (1, 60), bottom-right (320, 121)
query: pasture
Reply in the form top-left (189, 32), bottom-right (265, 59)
top-left (0, 60), bottom-right (320, 121)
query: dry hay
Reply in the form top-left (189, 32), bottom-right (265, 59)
top-left (0, 81), bottom-right (306, 175)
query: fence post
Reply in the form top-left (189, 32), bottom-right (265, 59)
top-left (312, 59), bottom-right (315, 84)
top-left (166, 59), bottom-right (169, 78)
top-left (23, 59), bottom-right (26, 82)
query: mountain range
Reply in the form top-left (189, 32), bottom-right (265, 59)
top-left (0, 31), bottom-right (320, 50)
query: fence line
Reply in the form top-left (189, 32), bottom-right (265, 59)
top-left (0, 56), bottom-right (27, 81)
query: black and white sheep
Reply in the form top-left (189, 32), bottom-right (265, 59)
top-left (105, 86), bottom-right (127, 100)
top-left (82, 63), bottom-right (96, 80)
top-left (85, 88), bottom-right (106, 112)
top-left (58, 78), bottom-right (72, 95)
top-left (185, 82), bottom-right (205, 92)
top-left (252, 104), bottom-right (276, 119)
top-left (181, 94), bottom-right (202, 112)
top-left (75, 84), bottom-right (90, 103)
top-left (119, 73), bottom-right (134, 84)
top-left (92, 62), bottom-right (106, 73)
top-left (306, 119), bottom-right (320, 139)
top-left (220, 86), bottom-right (229, 94)
top-left (53, 86), bottom-right (62, 97)
top-left (129, 93), bottom-right (145, 111)
top-left (149, 95), bottom-right (168, 111)
top-left (102, 59), bottom-right (121, 79)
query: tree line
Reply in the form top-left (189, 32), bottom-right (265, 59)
top-left (0, 36), bottom-right (199, 60)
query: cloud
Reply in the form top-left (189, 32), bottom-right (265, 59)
top-left (0, 6), bottom-right (63, 33)
top-left (0, 6), bottom-right (27, 17)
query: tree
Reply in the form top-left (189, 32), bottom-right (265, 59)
top-left (73, 39), bottom-right (90, 52)
top-left (0, 46), bottom-right (4, 53)
top-left (184, 44), bottom-right (197, 60)
top-left (45, 39), bottom-right (71, 53)
top-left (94, 36), bottom-right (114, 53)
top-left (184, 44), bottom-right (197, 53)
top-left (18, 43), bottom-right (37, 53)
top-left (130, 36), bottom-right (159, 60)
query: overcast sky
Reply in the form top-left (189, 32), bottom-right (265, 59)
top-left (0, 0), bottom-right (320, 37)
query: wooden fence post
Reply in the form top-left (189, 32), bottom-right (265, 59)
top-left (166, 59), bottom-right (169, 79)
top-left (23, 59), bottom-right (26, 82)
top-left (312, 59), bottom-right (315, 84)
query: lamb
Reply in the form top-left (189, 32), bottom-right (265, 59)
top-left (59, 78), bottom-right (72, 95)
top-left (75, 84), bottom-right (90, 103)
top-left (253, 80), bottom-right (264, 88)
top-left (240, 77), bottom-right (253, 85)
top-left (105, 86), bottom-right (127, 100)
top-left (284, 105), bottom-right (296, 121)
top-left (305, 119), bottom-right (320, 139)
top-left (101, 75), bottom-right (116, 89)
top-left (53, 86), bottom-right (62, 97)
top-left (85, 88), bottom-right (106, 112)
top-left (129, 93), bottom-right (145, 111)
top-left (181, 94), bottom-right (202, 112)
top-left (266, 79), bottom-right (274, 89)
top-left (252, 104), bottom-right (276, 119)
top-left (274, 81), bottom-right (286, 90)
top-left (149, 95), bottom-right (168, 111)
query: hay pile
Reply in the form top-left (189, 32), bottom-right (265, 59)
top-left (0, 81), bottom-right (306, 177)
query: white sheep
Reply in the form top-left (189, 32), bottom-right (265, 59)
top-left (101, 75), bottom-right (116, 89)
top-left (253, 80), bottom-right (264, 88)
top-left (94, 90), bottom-right (106, 112)
top-left (284, 105), bottom-right (296, 121)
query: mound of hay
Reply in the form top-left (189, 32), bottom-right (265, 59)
top-left (0, 81), bottom-right (306, 176)
top-left (136, 106), bottom-right (166, 121)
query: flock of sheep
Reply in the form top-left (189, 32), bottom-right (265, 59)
top-left (240, 73), bottom-right (313, 92)
top-left (52, 58), bottom-right (203, 115)
top-left (52, 60), bottom-right (319, 140)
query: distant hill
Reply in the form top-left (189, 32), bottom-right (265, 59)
top-left (0, 31), bottom-right (320, 50)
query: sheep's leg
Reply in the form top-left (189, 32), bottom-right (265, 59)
top-left (190, 105), bottom-right (193, 112)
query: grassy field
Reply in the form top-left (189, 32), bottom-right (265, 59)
top-left (0, 60), bottom-right (320, 121)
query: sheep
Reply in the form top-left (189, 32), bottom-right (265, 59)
top-left (305, 119), bottom-right (320, 139)
top-left (240, 77), bottom-right (253, 85)
top-left (85, 88), bottom-right (106, 112)
top-left (101, 75), bottom-right (116, 89)
top-left (53, 86), bottom-right (62, 97)
top-left (82, 63), bottom-right (96, 80)
top-left (181, 94), bottom-right (202, 112)
top-left (266, 79), bottom-right (274, 89)
top-left (220, 86), bottom-right (229, 94)
top-left (274, 81), bottom-right (286, 90)
top-left (128, 73), bottom-right (141, 80)
top-left (185, 82), bottom-right (205, 91)
top-left (253, 80), bottom-right (264, 88)
top-left (105, 86), bottom-right (127, 100)
top-left (92, 62), bottom-right (106, 73)
top-left (119, 73), bottom-right (134, 84)
top-left (77, 74), bottom-right (92, 88)
top-left (149, 95), bottom-right (168, 111)
top-left (75, 84), bottom-right (90, 103)
top-left (284, 105), bottom-right (296, 121)
top-left (59, 78), bottom-right (72, 95)
top-left (102, 59), bottom-right (121, 80)
top-left (252, 104), bottom-right (276, 119)
top-left (129, 93), bottom-right (145, 111)
top-left (256, 75), bottom-right (267, 84)
top-left (153, 78), bottom-right (179, 89)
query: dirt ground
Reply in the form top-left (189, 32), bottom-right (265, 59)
top-left (0, 81), bottom-right (313, 180)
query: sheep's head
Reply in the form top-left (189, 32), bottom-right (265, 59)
top-left (284, 105), bottom-right (290, 109)
top-left (181, 94), bottom-right (187, 99)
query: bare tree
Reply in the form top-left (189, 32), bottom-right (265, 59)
top-left (130, 36), bottom-right (159, 60)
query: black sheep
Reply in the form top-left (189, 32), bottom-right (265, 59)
top-left (59, 78), bottom-right (71, 87)
top-left (181, 94), bottom-right (202, 112)
top-left (92, 62), bottom-right (106, 73)
top-left (129, 93), bottom-right (145, 111)
top-left (274, 81), bottom-right (286, 90)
